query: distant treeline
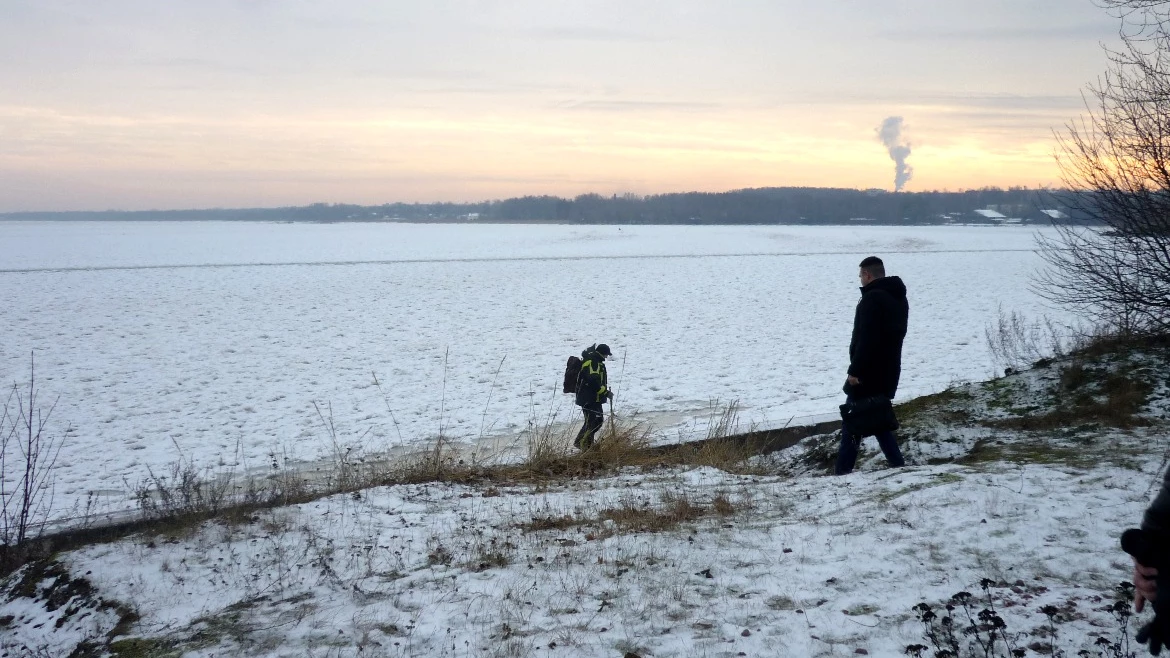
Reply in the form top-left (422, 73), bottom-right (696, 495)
top-left (0, 186), bottom-right (1087, 225)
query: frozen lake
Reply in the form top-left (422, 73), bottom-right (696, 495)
top-left (0, 221), bottom-right (1064, 520)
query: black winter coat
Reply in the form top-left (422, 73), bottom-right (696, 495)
top-left (575, 348), bottom-right (609, 406)
top-left (1143, 467), bottom-right (1170, 535)
top-left (846, 275), bottom-right (909, 399)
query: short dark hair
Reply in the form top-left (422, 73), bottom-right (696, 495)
top-left (859, 256), bottom-right (885, 278)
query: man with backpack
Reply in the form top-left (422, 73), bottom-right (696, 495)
top-left (573, 343), bottom-right (613, 450)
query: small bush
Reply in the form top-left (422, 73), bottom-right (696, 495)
top-left (907, 579), bottom-right (1137, 658)
top-left (985, 307), bottom-right (1069, 374)
top-left (1, 354), bottom-right (66, 551)
top-left (132, 458), bottom-right (234, 521)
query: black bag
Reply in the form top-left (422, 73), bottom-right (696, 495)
top-left (563, 356), bottom-right (583, 394)
top-left (839, 396), bottom-right (899, 438)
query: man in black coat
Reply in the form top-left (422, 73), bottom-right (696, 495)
top-left (574, 343), bottom-right (613, 450)
top-left (835, 256), bottom-right (908, 475)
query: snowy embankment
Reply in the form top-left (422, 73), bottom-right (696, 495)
top-left (2, 340), bottom-right (1166, 657)
top-left (0, 222), bottom-right (1068, 525)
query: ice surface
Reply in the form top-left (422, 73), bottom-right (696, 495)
top-left (0, 222), bottom-right (1069, 521)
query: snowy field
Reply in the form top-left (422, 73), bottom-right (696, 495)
top-left (0, 222), bottom-right (1066, 521)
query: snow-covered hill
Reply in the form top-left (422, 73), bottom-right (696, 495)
top-left (2, 339), bottom-right (1166, 657)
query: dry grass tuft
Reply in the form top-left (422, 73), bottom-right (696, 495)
top-left (671, 438), bottom-right (760, 473)
top-left (506, 413), bottom-right (659, 480)
top-left (523, 514), bottom-right (577, 532)
top-left (711, 492), bottom-right (736, 516)
top-left (518, 489), bottom-right (742, 537)
top-left (386, 440), bottom-right (479, 485)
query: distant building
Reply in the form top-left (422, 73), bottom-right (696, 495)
top-left (970, 208), bottom-right (1023, 225)
top-left (973, 209), bottom-right (1007, 221)
top-left (1040, 209), bottom-right (1068, 220)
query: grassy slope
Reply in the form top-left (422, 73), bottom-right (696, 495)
top-left (3, 339), bottom-right (1169, 657)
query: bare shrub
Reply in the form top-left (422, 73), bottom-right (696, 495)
top-left (984, 307), bottom-right (1069, 373)
top-left (131, 456), bottom-right (235, 521)
top-left (0, 353), bottom-right (66, 548)
top-left (1037, 0), bottom-right (1170, 336)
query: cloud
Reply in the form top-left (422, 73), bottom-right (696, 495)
top-left (877, 23), bottom-right (1112, 42)
top-left (132, 57), bottom-right (259, 75)
top-left (784, 90), bottom-right (1084, 113)
top-left (520, 26), bottom-right (661, 42)
top-left (554, 100), bottom-right (722, 112)
top-left (917, 93), bottom-right (1084, 111)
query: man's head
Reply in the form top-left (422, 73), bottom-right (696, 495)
top-left (858, 256), bottom-right (885, 287)
top-left (596, 344), bottom-right (612, 360)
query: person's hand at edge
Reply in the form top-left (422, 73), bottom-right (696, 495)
top-left (1136, 557), bottom-right (1160, 613)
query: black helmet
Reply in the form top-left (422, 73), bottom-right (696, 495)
top-left (596, 343), bottom-right (612, 357)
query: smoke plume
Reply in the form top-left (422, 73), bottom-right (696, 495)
top-left (877, 116), bottom-right (912, 192)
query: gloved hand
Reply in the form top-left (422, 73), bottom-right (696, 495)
top-left (606, 390), bottom-right (614, 401)
top-left (1122, 528), bottom-right (1170, 655)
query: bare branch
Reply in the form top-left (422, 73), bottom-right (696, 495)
top-left (1039, 1), bottom-right (1170, 335)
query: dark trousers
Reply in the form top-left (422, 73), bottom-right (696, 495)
top-left (575, 402), bottom-right (604, 449)
top-left (834, 397), bottom-right (905, 475)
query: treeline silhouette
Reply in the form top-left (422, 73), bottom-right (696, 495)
top-left (1, 186), bottom-right (1083, 224)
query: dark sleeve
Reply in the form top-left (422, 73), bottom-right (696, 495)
top-left (847, 294), bottom-right (884, 378)
top-left (1142, 467), bottom-right (1170, 535)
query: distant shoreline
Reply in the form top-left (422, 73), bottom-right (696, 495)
top-left (0, 217), bottom-right (1048, 227)
top-left (0, 186), bottom-right (1085, 225)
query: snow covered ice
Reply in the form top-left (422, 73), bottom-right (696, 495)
top-left (0, 221), bottom-right (1068, 522)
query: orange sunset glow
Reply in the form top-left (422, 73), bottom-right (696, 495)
top-left (0, 1), bottom-right (1120, 211)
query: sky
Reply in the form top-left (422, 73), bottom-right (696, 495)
top-left (0, 0), bottom-right (1126, 211)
